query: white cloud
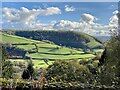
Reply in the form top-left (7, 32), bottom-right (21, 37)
top-left (2, 7), bottom-right (61, 30)
top-left (53, 13), bottom-right (97, 30)
top-left (65, 5), bottom-right (76, 12)
top-left (109, 10), bottom-right (118, 26)
top-left (2, 7), bottom-right (61, 24)
top-left (2, 7), bottom-right (118, 36)
top-left (54, 20), bottom-right (80, 29)
top-left (80, 13), bottom-right (97, 24)
top-left (109, 15), bottom-right (118, 26)
top-left (113, 10), bottom-right (118, 15)
top-left (53, 13), bottom-right (109, 36)
top-left (109, 10), bottom-right (118, 30)
top-left (108, 10), bottom-right (119, 35)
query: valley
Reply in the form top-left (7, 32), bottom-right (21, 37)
top-left (1, 31), bottom-right (102, 69)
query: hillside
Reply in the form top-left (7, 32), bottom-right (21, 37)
top-left (6, 30), bottom-right (103, 49)
top-left (1, 32), bottom-right (96, 68)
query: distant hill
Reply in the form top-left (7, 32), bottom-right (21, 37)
top-left (1, 32), bottom-right (95, 60)
top-left (6, 30), bottom-right (103, 49)
top-left (95, 36), bottom-right (111, 43)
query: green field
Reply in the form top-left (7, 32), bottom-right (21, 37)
top-left (13, 30), bottom-right (103, 49)
top-left (2, 33), bottom-right (40, 44)
top-left (93, 49), bottom-right (104, 53)
top-left (1, 32), bottom-right (96, 68)
top-left (79, 32), bottom-right (102, 48)
top-left (10, 59), bottom-right (53, 68)
top-left (27, 53), bottom-right (95, 60)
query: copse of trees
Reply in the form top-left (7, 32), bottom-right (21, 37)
top-left (46, 60), bottom-right (94, 84)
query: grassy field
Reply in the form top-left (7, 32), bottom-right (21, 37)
top-left (27, 53), bottom-right (95, 60)
top-left (13, 30), bottom-right (103, 49)
top-left (2, 32), bottom-right (96, 68)
top-left (9, 59), bottom-right (54, 68)
top-left (93, 49), bottom-right (104, 53)
top-left (2, 33), bottom-right (40, 44)
top-left (71, 32), bottom-right (101, 48)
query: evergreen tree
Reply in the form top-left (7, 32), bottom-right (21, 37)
top-left (22, 59), bottom-right (35, 80)
top-left (1, 45), bottom-right (13, 79)
top-left (22, 69), bottom-right (30, 79)
top-left (98, 47), bottom-right (107, 66)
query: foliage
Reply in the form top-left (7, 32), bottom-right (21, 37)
top-left (98, 48), bottom-right (107, 66)
top-left (22, 60), bottom-right (35, 80)
top-left (42, 81), bottom-right (118, 90)
top-left (98, 32), bottom-right (120, 87)
top-left (1, 45), bottom-right (13, 79)
top-left (46, 60), bottom-right (93, 84)
top-left (0, 78), bottom-right (118, 89)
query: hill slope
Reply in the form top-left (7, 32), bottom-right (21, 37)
top-left (1, 32), bottom-right (96, 68)
top-left (1, 32), bottom-right (95, 59)
top-left (12, 30), bottom-right (103, 49)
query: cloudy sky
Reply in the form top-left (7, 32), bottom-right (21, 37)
top-left (1, 2), bottom-right (118, 36)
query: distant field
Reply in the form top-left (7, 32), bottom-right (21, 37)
top-left (93, 49), bottom-right (104, 53)
top-left (27, 53), bottom-right (95, 60)
top-left (38, 47), bottom-right (84, 54)
top-left (2, 33), bottom-right (40, 44)
top-left (9, 59), bottom-right (53, 68)
top-left (79, 32), bottom-right (102, 48)
top-left (37, 43), bottom-right (58, 48)
top-left (16, 45), bottom-right (36, 51)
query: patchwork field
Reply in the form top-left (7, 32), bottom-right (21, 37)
top-left (1, 32), bottom-right (101, 68)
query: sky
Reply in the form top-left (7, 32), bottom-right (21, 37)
top-left (1, 2), bottom-right (118, 36)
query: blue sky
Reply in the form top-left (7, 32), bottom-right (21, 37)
top-left (2, 2), bottom-right (118, 24)
top-left (1, 2), bottom-right (118, 36)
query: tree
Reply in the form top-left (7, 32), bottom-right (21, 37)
top-left (22, 60), bottom-right (35, 80)
top-left (46, 60), bottom-right (93, 83)
top-left (22, 69), bottom-right (30, 79)
top-left (98, 47), bottom-right (107, 66)
top-left (1, 45), bottom-right (13, 79)
top-left (98, 28), bottom-right (120, 86)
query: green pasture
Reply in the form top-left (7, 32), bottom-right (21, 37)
top-left (79, 32), bottom-right (102, 48)
top-left (93, 49), bottom-right (104, 53)
top-left (9, 59), bottom-right (53, 68)
top-left (27, 53), bottom-right (95, 60)
top-left (2, 33), bottom-right (40, 44)
top-left (16, 45), bottom-right (36, 51)
top-left (3, 32), bottom-right (96, 68)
